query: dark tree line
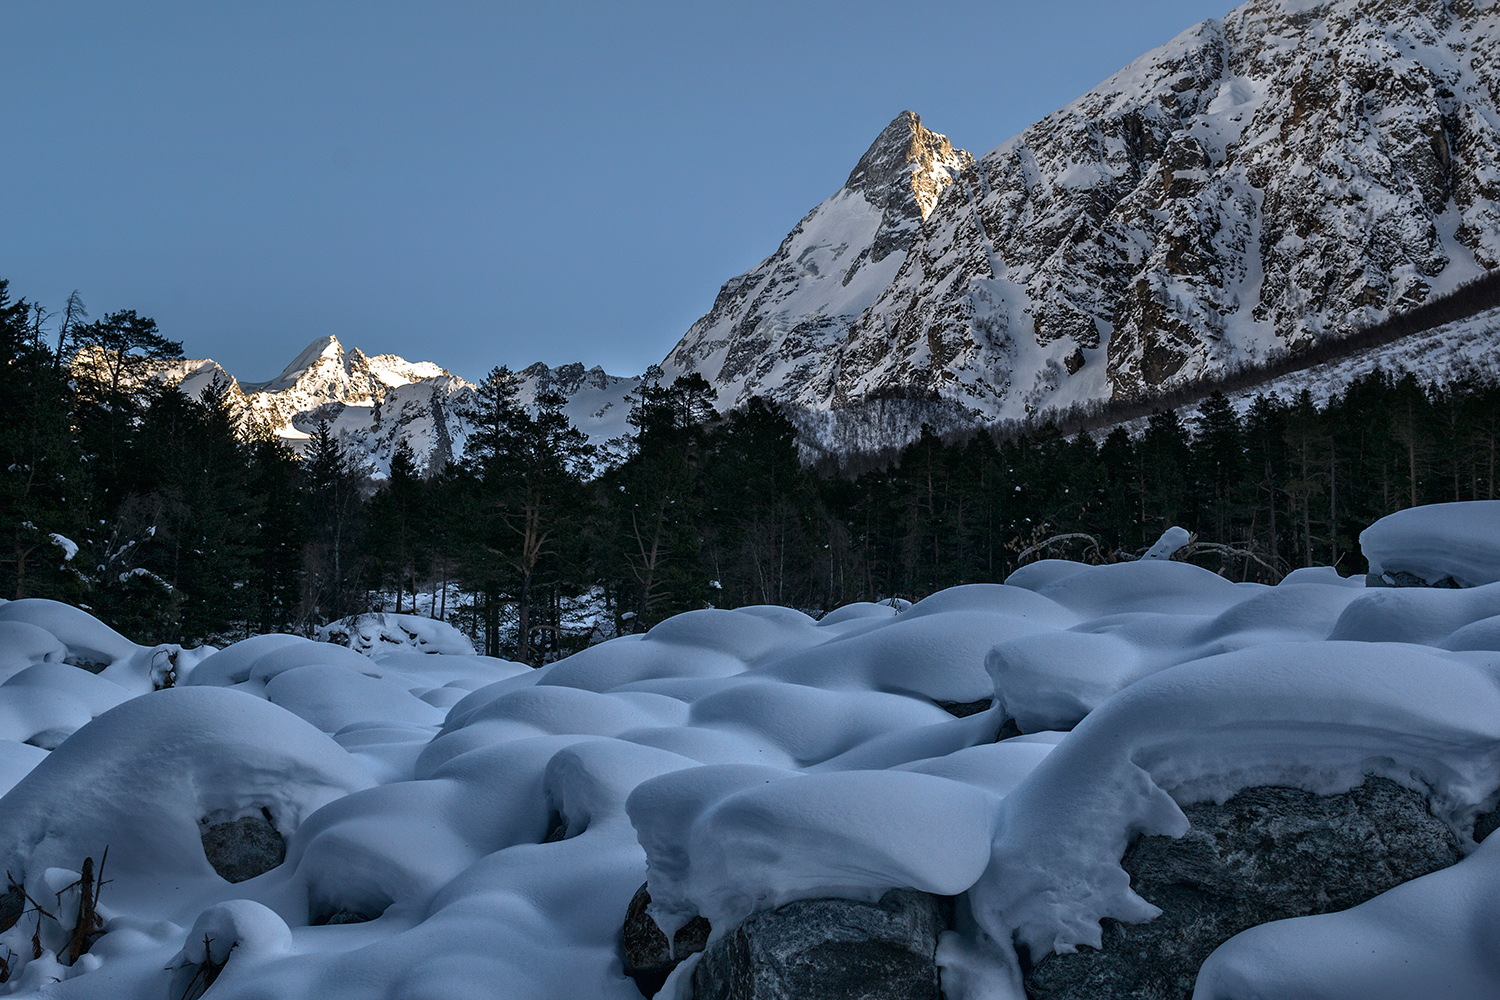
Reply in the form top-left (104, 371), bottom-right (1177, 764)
top-left (5, 276), bottom-right (1498, 660)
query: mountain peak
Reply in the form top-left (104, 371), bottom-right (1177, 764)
top-left (270, 335), bottom-right (344, 384)
top-left (843, 111), bottom-right (971, 220)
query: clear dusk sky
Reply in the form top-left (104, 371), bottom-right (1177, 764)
top-left (1, 1), bottom-right (1234, 383)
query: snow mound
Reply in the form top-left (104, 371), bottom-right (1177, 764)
top-left (0, 686), bottom-right (373, 910)
top-left (1361, 501), bottom-right (1500, 587)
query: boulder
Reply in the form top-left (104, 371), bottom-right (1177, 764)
top-left (0, 882), bottom-right (22, 932)
top-left (1474, 806), bottom-right (1500, 844)
top-left (201, 810), bottom-right (286, 884)
top-left (1365, 569), bottom-right (1462, 588)
top-left (1025, 777), bottom-right (1463, 999)
top-left (692, 888), bottom-right (950, 1000)
top-left (622, 883), bottom-right (710, 997)
top-left (936, 698), bottom-right (992, 718)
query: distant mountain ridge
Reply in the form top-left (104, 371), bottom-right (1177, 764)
top-left (145, 339), bottom-right (639, 479)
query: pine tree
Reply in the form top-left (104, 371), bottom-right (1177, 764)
top-left (68, 309), bottom-right (183, 516)
top-left (0, 281), bottom-right (90, 600)
top-left (367, 442), bottom-right (429, 614)
top-left (300, 421), bottom-right (367, 628)
top-left (245, 425), bottom-right (304, 633)
top-left (600, 371), bottom-right (715, 629)
top-left (1190, 391), bottom-right (1246, 546)
top-left (455, 368), bottom-right (593, 661)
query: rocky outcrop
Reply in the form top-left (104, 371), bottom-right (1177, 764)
top-left (1024, 777), bottom-right (1463, 999)
top-left (1366, 569), bottom-right (1464, 588)
top-left (691, 889), bottom-right (950, 1000)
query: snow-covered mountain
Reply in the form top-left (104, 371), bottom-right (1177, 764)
top-left (149, 339), bottom-right (639, 479)
top-left (145, 0), bottom-right (1500, 468)
top-left (665, 0), bottom-right (1500, 453)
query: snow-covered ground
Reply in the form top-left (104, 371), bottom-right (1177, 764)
top-left (0, 505), bottom-right (1498, 997)
top-left (1110, 305), bottom-right (1500, 436)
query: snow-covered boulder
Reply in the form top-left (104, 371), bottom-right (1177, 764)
top-left (317, 612), bottom-right (476, 657)
top-left (1361, 501), bottom-right (1500, 588)
top-left (167, 900), bottom-right (294, 1000)
top-left (0, 686), bottom-right (373, 902)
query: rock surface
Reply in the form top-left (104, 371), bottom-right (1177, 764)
top-left (200, 812), bottom-right (286, 884)
top-left (1024, 777), bottom-right (1463, 999)
top-left (622, 883), bottom-right (711, 997)
top-left (691, 888), bottom-right (950, 1000)
top-left (936, 698), bottom-right (993, 718)
top-left (1366, 569), bottom-right (1464, 588)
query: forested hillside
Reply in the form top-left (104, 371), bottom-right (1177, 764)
top-left (5, 276), bottom-right (1500, 660)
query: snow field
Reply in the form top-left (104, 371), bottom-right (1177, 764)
top-left (0, 510), bottom-right (1497, 996)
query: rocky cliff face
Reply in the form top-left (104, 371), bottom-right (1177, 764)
top-left (667, 0), bottom-right (1500, 451)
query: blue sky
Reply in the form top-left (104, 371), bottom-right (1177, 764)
top-left (1, 1), bottom-right (1233, 382)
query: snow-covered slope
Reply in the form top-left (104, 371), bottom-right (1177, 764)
top-left (665, 0), bottom-right (1500, 453)
top-left (1115, 304), bottom-right (1500, 434)
top-left (145, 340), bottom-right (638, 478)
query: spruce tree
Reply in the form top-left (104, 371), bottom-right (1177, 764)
top-left (0, 281), bottom-right (89, 601)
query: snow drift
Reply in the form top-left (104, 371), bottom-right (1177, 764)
top-left (0, 506), bottom-right (1497, 997)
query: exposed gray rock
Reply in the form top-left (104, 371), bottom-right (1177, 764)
top-left (201, 811), bottom-right (286, 884)
top-left (996, 717), bottom-right (1026, 741)
top-left (1025, 777), bottom-right (1462, 1000)
top-left (0, 882), bottom-right (22, 932)
top-left (692, 889), bottom-right (950, 1000)
top-left (1474, 806), bottom-right (1500, 843)
top-left (316, 909), bottom-right (379, 926)
top-left (1366, 569), bottom-right (1465, 588)
top-left (622, 883), bottom-right (710, 997)
top-left (936, 698), bottom-right (993, 718)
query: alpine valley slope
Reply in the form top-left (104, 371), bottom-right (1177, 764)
top-left (664, 0), bottom-right (1500, 456)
